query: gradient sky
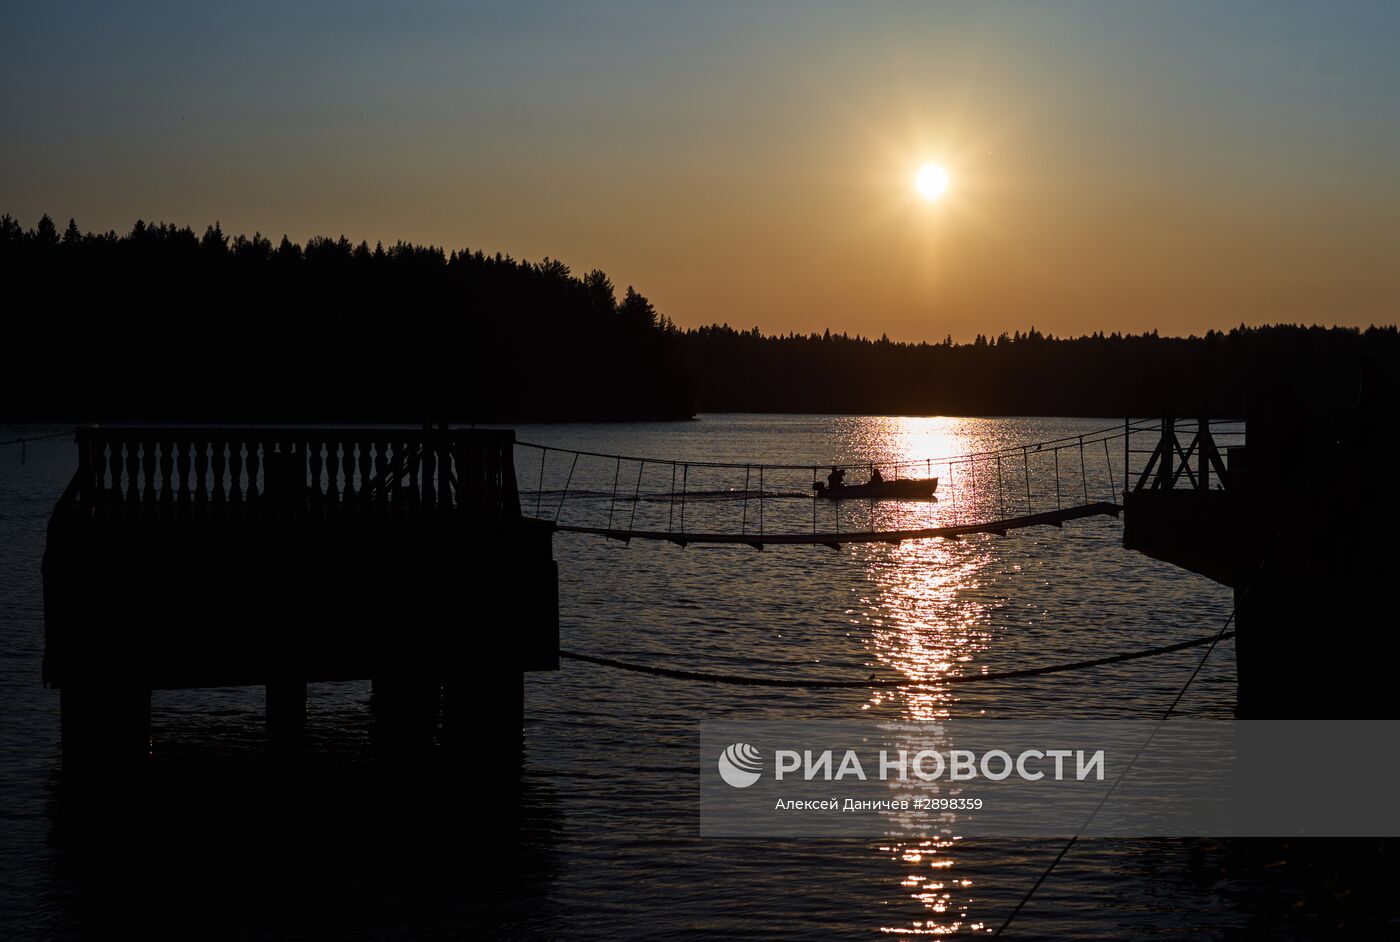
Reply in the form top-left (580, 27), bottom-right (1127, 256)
top-left (4, 2), bottom-right (1398, 341)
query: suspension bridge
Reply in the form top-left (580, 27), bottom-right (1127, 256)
top-left (28, 415), bottom-right (1247, 756)
top-left (24, 413), bottom-right (1250, 748)
top-left (513, 417), bottom-right (1240, 550)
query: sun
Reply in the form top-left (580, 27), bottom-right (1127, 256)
top-left (915, 162), bottom-right (949, 201)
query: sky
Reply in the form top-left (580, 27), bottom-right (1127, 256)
top-left (3, 1), bottom-right (1398, 341)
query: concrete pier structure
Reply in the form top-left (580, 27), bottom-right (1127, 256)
top-left (43, 427), bottom-right (558, 768)
top-left (1123, 368), bottom-right (1398, 717)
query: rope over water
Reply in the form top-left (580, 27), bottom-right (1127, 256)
top-left (516, 418), bottom-right (1244, 546)
top-left (0, 429), bottom-right (72, 465)
top-left (992, 537), bottom-right (1276, 937)
top-left (0, 430), bottom-right (71, 447)
top-left (560, 630), bottom-right (1235, 688)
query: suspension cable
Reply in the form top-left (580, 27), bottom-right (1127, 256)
top-left (560, 630), bottom-right (1234, 689)
top-left (992, 537), bottom-right (1276, 937)
top-left (516, 419), bottom-right (1166, 475)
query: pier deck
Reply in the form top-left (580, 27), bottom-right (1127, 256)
top-left (43, 427), bottom-right (558, 763)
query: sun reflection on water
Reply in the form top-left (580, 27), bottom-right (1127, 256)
top-left (848, 418), bottom-right (1003, 936)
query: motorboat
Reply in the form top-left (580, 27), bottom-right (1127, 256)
top-left (811, 477), bottom-right (938, 500)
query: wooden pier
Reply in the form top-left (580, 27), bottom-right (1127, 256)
top-left (1123, 374), bottom-right (1399, 718)
top-left (43, 427), bottom-right (558, 767)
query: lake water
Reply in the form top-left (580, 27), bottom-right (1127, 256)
top-left (0, 415), bottom-right (1367, 939)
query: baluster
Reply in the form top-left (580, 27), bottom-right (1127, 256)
top-left (280, 440), bottom-right (290, 499)
top-left (211, 439), bottom-right (227, 504)
top-left (343, 443), bottom-right (358, 501)
top-left (468, 438), bottom-right (477, 516)
top-left (177, 439), bottom-right (192, 505)
top-left (194, 440), bottom-right (209, 503)
top-left (394, 440), bottom-right (407, 515)
top-left (266, 441), bottom-right (280, 511)
top-left (361, 442), bottom-right (378, 506)
top-left (108, 441), bottom-right (123, 504)
top-left (374, 438), bottom-right (389, 509)
top-left (395, 439), bottom-right (409, 512)
top-left (397, 440), bottom-right (412, 515)
top-left (229, 440), bottom-right (245, 505)
top-left (362, 440), bottom-right (376, 516)
top-left (159, 440), bottom-right (175, 510)
top-left (460, 438), bottom-right (469, 514)
top-left (122, 439), bottom-right (139, 507)
top-left (406, 440), bottom-right (420, 512)
top-left (461, 438), bottom-right (476, 516)
top-left (282, 438), bottom-right (295, 504)
top-left (136, 439), bottom-right (153, 509)
top-left (382, 441), bottom-right (396, 515)
top-left (246, 439), bottom-right (262, 502)
top-left (343, 439), bottom-right (355, 503)
top-left (422, 437), bottom-right (436, 508)
top-left (325, 439), bottom-right (341, 505)
top-left (90, 441), bottom-right (106, 520)
top-left (437, 434), bottom-right (451, 513)
top-left (344, 441), bottom-right (356, 506)
top-left (306, 438), bottom-right (322, 509)
top-left (94, 441), bottom-right (110, 520)
top-left (289, 438), bottom-right (303, 510)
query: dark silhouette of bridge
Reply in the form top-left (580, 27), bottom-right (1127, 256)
top-left (513, 419), bottom-right (1213, 548)
top-left (39, 418), bottom-right (1250, 769)
top-left (54, 399), bottom-right (1399, 782)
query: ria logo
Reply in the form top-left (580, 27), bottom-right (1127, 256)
top-left (717, 743), bottom-right (763, 788)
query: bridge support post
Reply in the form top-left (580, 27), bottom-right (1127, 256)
top-left (371, 676), bottom-right (441, 756)
top-left (59, 683), bottom-right (150, 772)
top-left (442, 673), bottom-right (525, 764)
top-left (266, 679), bottom-right (307, 752)
top-left (442, 671), bottom-right (525, 817)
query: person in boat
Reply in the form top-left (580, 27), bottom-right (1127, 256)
top-left (827, 466), bottom-right (846, 491)
top-left (869, 467), bottom-right (884, 485)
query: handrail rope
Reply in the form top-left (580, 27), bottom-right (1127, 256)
top-left (516, 419), bottom-right (1170, 473)
top-left (1, 430), bottom-right (73, 447)
top-left (560, 630), bottom-right (1234, 689)
top-left (2, 429), bottom-right (75, 465)
top-left (519, 427), bottom-right (1152, 473)
top-left (514, 424), bottom-right (1242, 500)
top-left (991, 535), bottom-right (1278, 938)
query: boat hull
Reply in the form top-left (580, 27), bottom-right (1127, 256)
top-left (813, 478), bottom-right (938, 501)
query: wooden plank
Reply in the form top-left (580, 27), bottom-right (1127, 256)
top-left (553, 502), bottom-right (1122, 546)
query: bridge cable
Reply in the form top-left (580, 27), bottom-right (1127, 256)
top-left (1, 429), bottom-right (71, 464)
top-left (990, 608), bottom-right (1237, 937)
top-left (992, 536), bottom-right (1278, 938)
top-left (559, 630), bottom-right (1235, 689)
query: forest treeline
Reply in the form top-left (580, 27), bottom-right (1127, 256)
top-left (3, 214), bottom-right (1396, 421)
top-left (1, 214), bottom-right (693, 421)
top-left (681, 322), bottom-right (1400, 417)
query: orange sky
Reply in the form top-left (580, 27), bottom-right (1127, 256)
top-left (3, 3), bottom-right (1398, 341)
